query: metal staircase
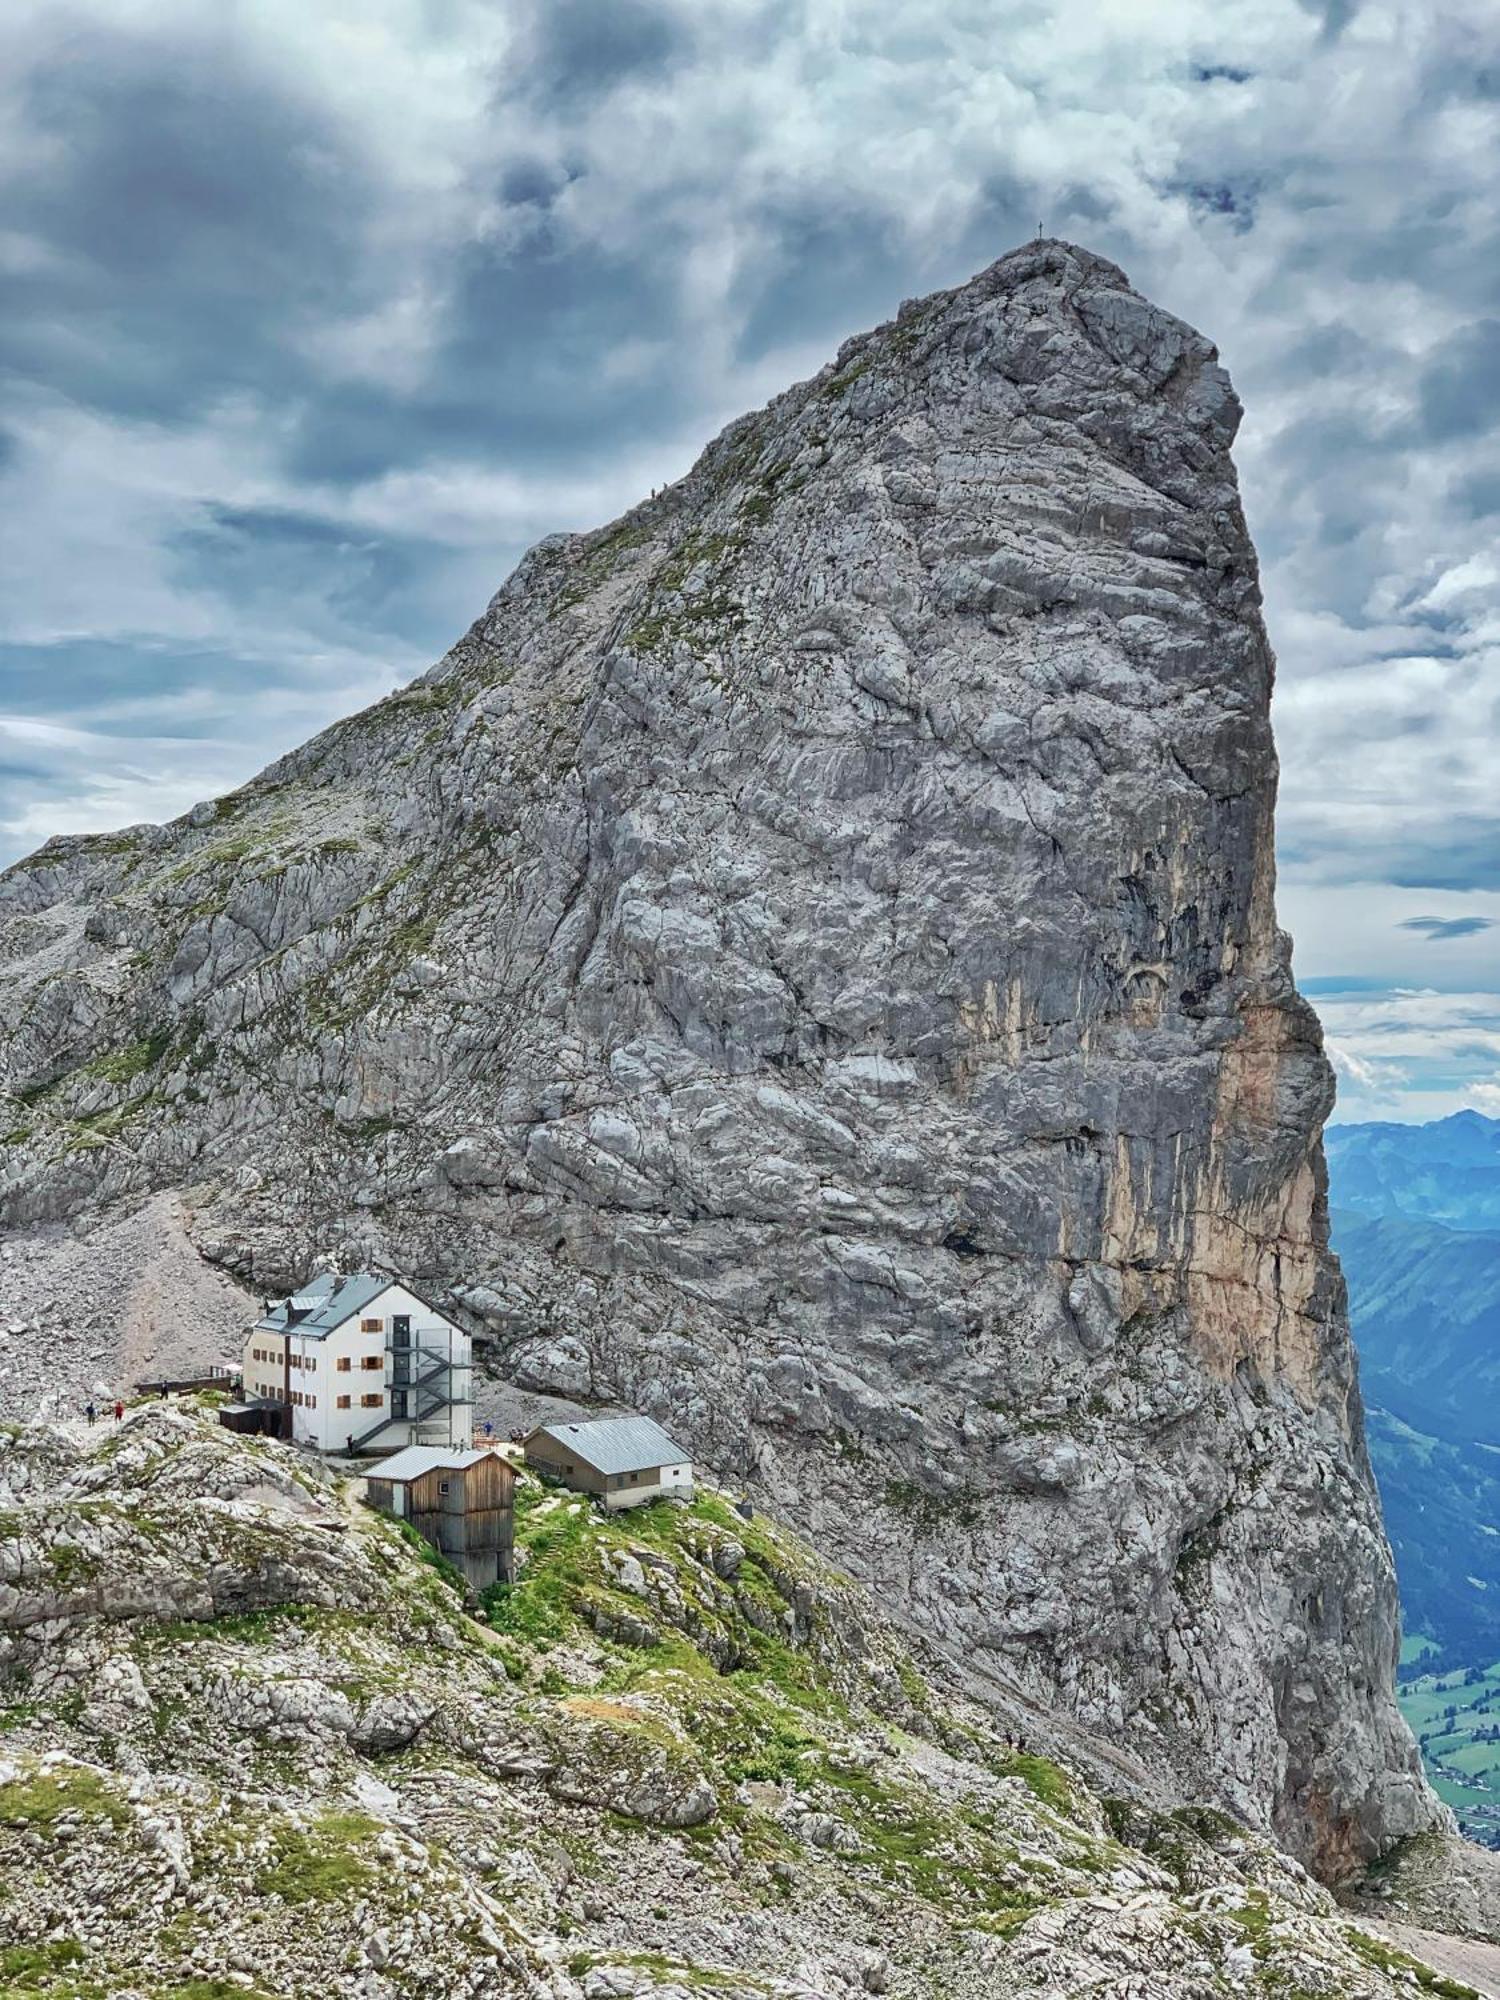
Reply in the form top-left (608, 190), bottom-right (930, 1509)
top-left (346, 1316), bottom-right (471, 1453)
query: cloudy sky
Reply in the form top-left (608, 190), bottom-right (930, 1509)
top-left (1, 0), bottom-right (1496, 1122)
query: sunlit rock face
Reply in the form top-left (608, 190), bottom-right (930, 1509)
top-left (0, 238), bottom-right (1438, 1879)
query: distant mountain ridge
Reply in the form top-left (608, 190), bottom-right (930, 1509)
top-left (1328, 1110), bottom-right (1500, 1233)
top-left (1335, 1205), bottom-right (1500, 1446)
top-left (1330, 1111), bottom-right (1500, 1676)
top-left (1361, 1402), bottom-right (1500, 1669)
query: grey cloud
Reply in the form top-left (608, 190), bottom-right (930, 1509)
top-left (1381, 829), bottom-right (1500, 897)
top-left (1183, 180), bottom-right (1263, 232)
top-left (1401, 917), bottom-right (1499, 941)
top-left (512, 0), bottom-right (689, 107)
top-left (1419, 318), bottom-right (1500, 442)
top-left (1298, 0), bottom-right (1360, 40)
top-left (1452, 466), bottom-right (1500, 516)
top-left (730, 199), bottom-right (931, 368)
top-left (0, 0), bottom-right (1496, 1129)
top-left (1, 25), bottom-right (376, 426)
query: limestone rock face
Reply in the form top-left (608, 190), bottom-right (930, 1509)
top-left (0, 239), bottom-right (1437, 1877)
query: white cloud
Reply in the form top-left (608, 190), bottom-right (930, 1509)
top-left (0, 0), bottom-right (1495, 1127)
top-left (1312, 988), bottom-right (1500, 1123)
top-left (1420, 556), bottom-right (1500, 611)
top-left (1326, 1042), bottom-right (1392, 1091)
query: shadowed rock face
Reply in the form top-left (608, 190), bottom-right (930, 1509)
top-left (0, 238), bottom-right (1438, 1878)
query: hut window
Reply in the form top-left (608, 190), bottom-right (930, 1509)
top-left (362, 1356), bottom-right (382, 1371)
top-left (337, 1357), bottom-right (351, 1372)
top-left (337, 1395), bottom-right (351, 1410)
top-left (439, 1481), bottom-right (451, 1495)
top-left (361, 1318), bottom-right (383, 1332)
top-left (361, 1393), bottom-right (382, 1408)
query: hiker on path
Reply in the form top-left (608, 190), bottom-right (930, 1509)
top-left (113, 1400), bottom-right (123, 1423)
top-left (84, 1402), bottom-right (95, 1428)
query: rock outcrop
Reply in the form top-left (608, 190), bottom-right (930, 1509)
top-left (0, 239), bottom-right (1437, 1878)
top-left (0, 1404), bottom-right (1474, 1998)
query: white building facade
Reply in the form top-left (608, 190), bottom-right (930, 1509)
top-left (242, 1274), bottom-right (473, 1454)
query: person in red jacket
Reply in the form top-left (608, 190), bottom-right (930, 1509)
top-left (113, 1400), bottom-right (123, 1422)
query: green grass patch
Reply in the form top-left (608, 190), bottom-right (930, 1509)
top-left (482, 1489), bottom-right (594, 1645)
top-left (0, 1767), bottom-right (129, 1833)
top-left (824, 357), bottom-right (873, 397)
top-left (159, 1985), bottom-right (281, 2000)
top-left (1001, 1751), bottom-right (1077, 1818)
top-left (1345, 1927), bottom-right (1478, 1997)
top-left (384, 1515), bottom-right (468, 1599)
top-left (253, 1810), bottom-right (382, 1906)
top-left (79, 1029), bottom-right (172, 1088)
top-left (626, 529), bottom-right (747, 654)
top-left (0, 1940), bottom-right (84, 1980)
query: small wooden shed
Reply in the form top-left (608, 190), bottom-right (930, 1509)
top-left (218, 1399), bottom-right (291, 1439)
top-left (364, 1445), bottom-right (515, 1590)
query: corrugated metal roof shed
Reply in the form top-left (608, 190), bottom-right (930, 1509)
top-left (366, 1446), bottom-right (490, 1483)
top-left (530, 1414), bottom-right (689, 1475)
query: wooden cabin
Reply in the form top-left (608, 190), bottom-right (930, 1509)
top-left (218, 1399), bottom-right (290, 1439)
top-left (364, 1445), bottom-right (515, 1590)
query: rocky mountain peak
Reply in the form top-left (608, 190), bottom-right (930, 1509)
top-left (0, 238), bottom-right (1440, 1879)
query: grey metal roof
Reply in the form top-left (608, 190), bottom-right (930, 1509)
top-left (529, 1414), bottom-right (689, 1475)
top-left (255, 1272), bottom-right (394, 1341)
top-left (365, 1446), bottom-right (490, 1483)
